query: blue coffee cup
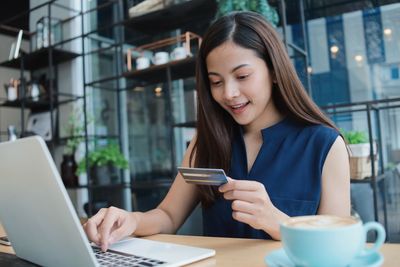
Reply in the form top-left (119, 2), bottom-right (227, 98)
top-left (280, 215), bottom-right (385, 267)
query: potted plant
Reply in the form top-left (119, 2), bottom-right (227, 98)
top-left (216, 0), bottom-right (279, 27)
top-left (60, 108), bottom-right (85, 187)
top-left (77, 142), bottom-right (129, 185)
top-left (341, 130), bottom-right (378, 179)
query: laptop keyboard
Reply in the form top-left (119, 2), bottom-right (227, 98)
top-left (93, 247), bottom-right (167, 267)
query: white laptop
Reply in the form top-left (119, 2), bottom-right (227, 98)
top-left (0, 136), bottom-right (215, 267)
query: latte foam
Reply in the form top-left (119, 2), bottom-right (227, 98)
top-left (284, 215), bottom-right (357, 229)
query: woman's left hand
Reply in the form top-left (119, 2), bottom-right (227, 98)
top-left (218, 177), bottom-right (288, 239)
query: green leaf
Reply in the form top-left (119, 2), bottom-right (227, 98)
top-left (76, 142), bottom-right (129, 175)
top-left (216, 0), bottom-right (279, 27)
top-left (340, 129), bottom-right (369, 144)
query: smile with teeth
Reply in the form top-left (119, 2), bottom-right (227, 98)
top-left (229, 101), bottom-right (250, 113)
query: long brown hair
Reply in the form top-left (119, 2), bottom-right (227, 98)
top-left (190, 11), bottom-right (339, 206)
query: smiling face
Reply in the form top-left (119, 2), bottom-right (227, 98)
top-left (206, 41), bottom-right (281, 132)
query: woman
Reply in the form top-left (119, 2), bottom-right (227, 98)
top-left (84, 11), bottom-right (350, 251)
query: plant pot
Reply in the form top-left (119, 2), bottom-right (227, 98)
top-left (60, 154), bottom-right (78, 187)
top-left (348, 143), bottom-right (377, 157)
top-left (90, 164), bottom-right (120, 185)
top-left (348, 142), bottom-right (378, 179)
top-left (350, 156), bottom-right (378, 179)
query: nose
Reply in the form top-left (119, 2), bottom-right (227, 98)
top-left (223, 82), bottom-right (240, 100)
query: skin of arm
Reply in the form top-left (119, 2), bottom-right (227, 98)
top-left (84, 137), bottom-right (200, 251)
top-left (219, 136), bottom-right (350, 240)
top-left (318, 136), bottom-right (351, 216)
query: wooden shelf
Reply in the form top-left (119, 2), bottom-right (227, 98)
top-left (0, 93), bottom-right (82, 111)
top-left (123, 56), bottom-right (196, 84)
top-left (66, 183), bottom-right (128, 190)
top-left (131, 179), bottom-right (172, 190)
top-left (0, 48), bottom-right (80, 70)
top-left (173, 121), bottom-right (196, 128)
top-left (1, 99), bottom-right (56, 111)
top-left (351, 178), bottom-right (373, 183)
top-left (66, 179), bottom-right (173, 190)
top-left (124, 0), bottom-right (216, 33)
top-left (350, 173), bottom-right (385, 184)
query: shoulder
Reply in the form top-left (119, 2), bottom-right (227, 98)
top-left (301, 124), bottom-right (339, 146)
top-left (326, 136), bottom-right (348, 158)
top-left (290, 123), bottom-right (341, 163)
top-left (303, 123), bottom-right (339, 137)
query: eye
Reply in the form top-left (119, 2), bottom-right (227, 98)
top-left (210, 80), bottom-right (223, 87)
top-left (237, 74), bottom-right (249, 80)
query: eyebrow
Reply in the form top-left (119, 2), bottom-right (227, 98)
top-left (208, 64), bottom-right (250, 76)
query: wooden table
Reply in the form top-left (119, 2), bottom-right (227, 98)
top-left (1, 224), bottom-right (399, 266)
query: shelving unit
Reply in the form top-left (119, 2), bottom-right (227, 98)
top-left (277, 0), bottom-right (312, 95)
top-left (173, 121), bottom-right (196, 128)
top-left (122, 2), bottom-right (214, 197)
top-left (70, 0), bottom-right (212, 212)
top-left (0, 1), bottom-right (93, 217)
top-left (0, 1), bottom-right (84, 152)
top-left (0, 48), bottom-right (79, 70)
top-left (0, 93), bottom-right (82, 111)
top-left (124, 0), bottom-right (216, 33)
top-left (123, 57), bottom-right (196, 84)
top-left (77, 0), bottom-right (204, 197)
top-left (0, 0), bottom-right (314, 217)
top-left (78, 0), bottom-right (128, 215)
top-left (322, 98), bottom-right (399, 234)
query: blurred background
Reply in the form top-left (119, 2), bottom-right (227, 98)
top-left (0, 0), bottom-right (399, 241)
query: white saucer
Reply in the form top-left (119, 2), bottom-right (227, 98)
top-left (264, 248), bottom-right (384, 267)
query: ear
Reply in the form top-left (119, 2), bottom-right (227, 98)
top-left (272, 72), bottom-right (277, 83)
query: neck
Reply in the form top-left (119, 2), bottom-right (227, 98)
top-left (243, 100), bottom-right (284, 134)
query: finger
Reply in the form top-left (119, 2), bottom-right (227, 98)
top-left (84, 219), bottom-right (102, 244)
top-left (232, 210), bottom-right (253, 225)
top-left (84, 209), bottom-right (107, 243)
top-left (88, 208), bottom-right (108, 226)
top-left (98, 208), bottom-right (120, 251)
top-left (231, 200), bottom-right (255, 214)
top-left (218, 177), bottom-right (234, 192)
top-left (232, 211), bottom-right (265, 231)
top-left (108, 220), bottom-right (133, 244)
top-left (109, 212), bottom-right (139, 244)
top-left (219, 179), bottom-right (262, 192)
top-left (223, 190), bottom-right (259, 202)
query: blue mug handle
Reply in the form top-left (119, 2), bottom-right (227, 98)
top-left (360, 222), bottom-right (386, 256)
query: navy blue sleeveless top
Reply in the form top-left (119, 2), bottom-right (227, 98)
top-left (202, 117), bottom-right (339, 239)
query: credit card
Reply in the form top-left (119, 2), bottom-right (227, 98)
top-left (178, 167), bottom-right (228, 186)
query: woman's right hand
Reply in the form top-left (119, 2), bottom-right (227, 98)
top-left (84, 206), bottom-right (139, 252)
